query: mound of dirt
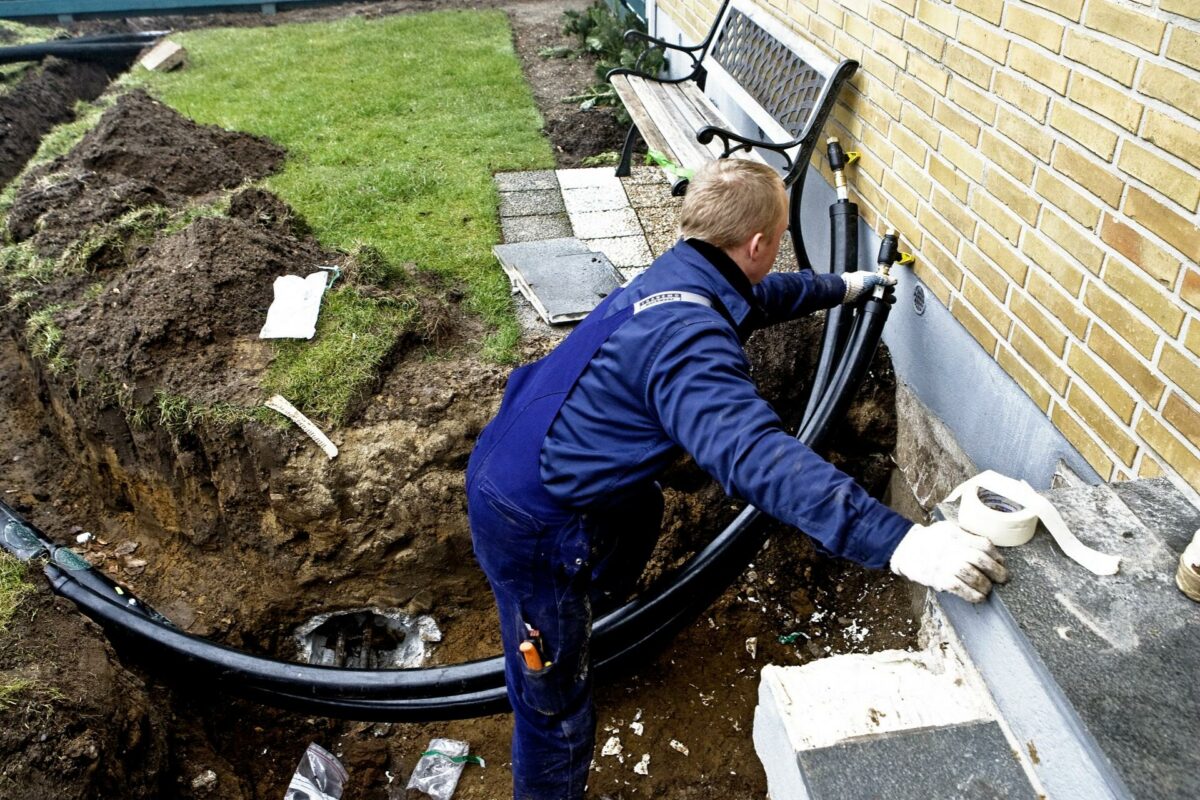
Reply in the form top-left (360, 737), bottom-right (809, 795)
top-left (63, 208), bottom-right (332, 408)
top-left (7, 89), bottom-right (285, 257)
top-left (0, 57), bottom-right (113, 187)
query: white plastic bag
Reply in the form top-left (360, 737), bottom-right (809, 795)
top-left (284, 743), bottom-right (347, 800)
top-left (260, 270), bottom-right (332, 340)
top-left (406, 739), bottom-right (482, 800)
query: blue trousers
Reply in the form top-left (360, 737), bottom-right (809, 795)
top-left (469, 479), bottom-right (663, 800)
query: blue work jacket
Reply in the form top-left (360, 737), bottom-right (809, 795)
top-left (540, 239), bottom-right (912, 569)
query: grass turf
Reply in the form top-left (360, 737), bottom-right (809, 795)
top-left (0, 20), bottom-right (65, 86)
top-left (129, 12), bottom-right (554, 420)
top-left (0, 552), bottom-right (30, 635)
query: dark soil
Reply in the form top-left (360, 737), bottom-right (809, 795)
top-left (0, 57), bottom-right (115, 187)
top-left (7, 89), bottom-right (285, 258)
top-left (0, 3), bottom-right (916, 799)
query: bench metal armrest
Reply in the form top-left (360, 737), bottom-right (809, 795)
top-left (696, 125), bottom-right (798, 175)
top-left (607, 30), bottom-right (705, 84)
top-left (623, 29), bottom-right (706, 53)
top-left (608, 0), bottom-right (731, 85)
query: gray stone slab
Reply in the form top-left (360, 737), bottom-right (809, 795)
top-left (494, 170), bottom-right (558, 192)
top-left (556, 167), bottom-right (622, 190)
top-left (570, 207), bottom-right (642, 239)
top-left (493, 238), bottom-right (622, 325)
top-left (944, 478), bottom-right (1200, 799)
top-left (499, 189), bottom-right (565, 218)
top-left (797, 721), bottom-right (1037, 800)
top-left (561, 184), bottom-right (630, 215)
top-left (584, 235), bottom-right (651, 269)
top-left (500, 213), bottom-right (573, 243)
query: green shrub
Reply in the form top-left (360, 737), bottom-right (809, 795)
top-left (557, 0), bottom-right (665, 115)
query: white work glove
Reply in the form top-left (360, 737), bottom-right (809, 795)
top-left (841, 271), bottom-right (896, 304)
top-left (889, 521), bottom-right (1009, 603)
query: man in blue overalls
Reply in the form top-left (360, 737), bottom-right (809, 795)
top-left (467, 160), bottom-right (1007, 799)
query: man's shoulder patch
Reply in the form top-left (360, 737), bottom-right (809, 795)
top-left (632, 291), bottom-right (713, 314)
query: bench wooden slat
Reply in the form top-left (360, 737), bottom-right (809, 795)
top-left (671, 81), bottom-right (768, 165)
top-left (613, 72), bottom-right (772, 179)
top-left (628, 76), bottom-right (714, 171)
top-left (610, 74), bottom-right (677, 164)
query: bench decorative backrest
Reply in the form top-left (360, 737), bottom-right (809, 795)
top-left (704, 0), bottom-right (840, 144)
top-left (700, 0), bottom-right (840, 142)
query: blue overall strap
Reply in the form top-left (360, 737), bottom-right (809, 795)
top-left (468, 290), bottom-right (713, 519)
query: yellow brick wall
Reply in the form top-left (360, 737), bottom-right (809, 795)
top-left (657, 0), bottom-right (1200, 492)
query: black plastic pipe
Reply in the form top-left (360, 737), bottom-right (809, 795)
top-left (3, 222), bottom-right (896, 720)
top-left (30, 491), bottom-right (769, 705)
top-left (0, 38), bottom-right (159, 66)
top-left (802, 198), bottom-right (858, 422)
top-left (798, 294), bottom-right (890, 452)
top-left (7, 295), bottom-right (891, 719)
top-left (798, 233), bottom-right (900, 451)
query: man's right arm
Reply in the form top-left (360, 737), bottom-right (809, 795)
top-left (644, 316), bottom-right (1006, 599)
top-left (644, 316), bottom-right (911, 569)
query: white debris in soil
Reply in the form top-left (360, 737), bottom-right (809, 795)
top-left (842, 619), bottom-right (869, 645)
top-left (633, 754), bottom-right (650, 775)
top-left (191, 769), bottom-right (217, 791)
top-left (75, 532), bottom-right (93, 544)
top-left (629, 721), bottom-right (643, 736)
top-left (669, 740), bottom-right (689, 756)
top-left (745, 636), bottom-right (757, 659)
top-left (601, 736), bottom-right (622, 757)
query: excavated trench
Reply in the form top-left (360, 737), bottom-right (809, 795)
top-left (0, 62), bottom-right (916, 800)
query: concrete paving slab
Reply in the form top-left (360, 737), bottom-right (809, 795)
top-left (494, 170), bottom-right (558, 192)
top-left (585, 235), bottom-right (651, 269)
top-left (557, 167), bottom-right (623, 190)
top-left (570, 207), bottom-right (642, 239)
top-left (493, 238), bottom-right (622, 325)
top-left (561, 184), bottom-right (630, 215)
top-left (619, 266), bottom-right (647, 283)
top-left (938, 478), bottom-right (1200, 799)
top-left (499, 189), bottom-right (565, 218)
top-left (501, 213), bottom-right (573, 243)
top-left (798, 722), bottom-right (1038, 800)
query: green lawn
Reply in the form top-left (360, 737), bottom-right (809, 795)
top-left (0, 20), bottom-right (63, 86)
top-left (128, 12), bottom-right (554, 419)
top-left (0, 552), bottom-right (30, 635)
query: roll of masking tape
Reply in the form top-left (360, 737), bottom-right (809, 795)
top-left (956, 485), bottom-right (1037, 547)
top-left (945, 471), bottom-right (1120, 576)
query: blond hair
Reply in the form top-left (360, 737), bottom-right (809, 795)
top-left (679, 160), bottom-right (787, 248)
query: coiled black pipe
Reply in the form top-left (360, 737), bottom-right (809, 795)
top-left (0, 31), bottom-right (165, 66)
top-left (23, 487), bottom-right (769, 707)
top-left (2, 226), bottom-right (894, 720)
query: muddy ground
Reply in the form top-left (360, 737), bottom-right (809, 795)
top-left (0, 3), bottom-right (917, 799)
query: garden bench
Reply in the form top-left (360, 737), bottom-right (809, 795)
top-left (607, 0), bottom-right (857, 270)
